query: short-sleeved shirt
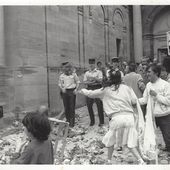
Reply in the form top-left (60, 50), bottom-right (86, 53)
top-left (13, 139), bottom-right (54, 164)
top-left (83, 68), bottom-right (103, 83)
top-left (58, 72), bottom-right (80, 89)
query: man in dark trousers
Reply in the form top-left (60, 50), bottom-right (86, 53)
top-left (83, 58), bottom-right (104, 127)
top-left (58, 62), bottom-right (80, 128)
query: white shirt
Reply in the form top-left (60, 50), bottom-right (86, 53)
top-left (58, 73), bottom-right (80, 89)
top-left (139, 78), bottom-right (170, 117)
top-left (81, 84), bottom-right (136, 116)
top-left (83, 68), bottom-right (103, 84)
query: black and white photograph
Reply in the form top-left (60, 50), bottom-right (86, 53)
top-left (0, 2), bottom-right (170, 168)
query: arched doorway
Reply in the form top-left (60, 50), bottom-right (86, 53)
top-left (142, 6), bottom-right (170, 62)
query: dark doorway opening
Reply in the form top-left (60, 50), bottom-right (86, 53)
top-left (157, 48), bottom-right (168, 63)
top-left (116, 38), bottom-right (121, 58)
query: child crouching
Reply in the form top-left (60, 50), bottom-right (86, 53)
top-left (11, 112), bottom-right (54, 164)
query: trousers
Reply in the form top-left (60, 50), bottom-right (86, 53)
top-left (155, 114), bottom-right (170, 151)
top-left (86, 84), bottom-right (104, 125)
top-left (62, 89), bottom-right (76, 127)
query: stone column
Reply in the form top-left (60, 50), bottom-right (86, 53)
top-left (0, 6), bottom-right (6, 115)
top-left (133, 5), bottom-right (143, 63)
top-left (77, 6), bottom-right (84, 68)
top-left (0, 7), bottom-right (5, 65)
top-left (104, 18), bottom-right (109, 63)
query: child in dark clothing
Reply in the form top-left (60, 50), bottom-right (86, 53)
top-left (11, 112), bottom-right (54, 164)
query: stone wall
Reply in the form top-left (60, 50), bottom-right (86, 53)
top-left (142, 6), bottom-right (170, 60)
top-left (2, 6), bottom-right (132, 116)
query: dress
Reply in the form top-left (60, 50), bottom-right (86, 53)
top-left (81, 84), bottom-right (138, 148)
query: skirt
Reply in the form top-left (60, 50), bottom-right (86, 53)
top-left (102, 113), bottom-right (138, 148)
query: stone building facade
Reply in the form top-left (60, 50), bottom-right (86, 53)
top-left (2, 5), bottom-right (169, 117)
top-left (142, 5), bottom-right (170, 62)
top-left (0, 5), bottom-right (133, 116)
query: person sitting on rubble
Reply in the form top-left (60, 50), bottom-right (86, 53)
top-left (11, 112), bottom-right (54, 164)
top-left (79, 70), bottom-right (146, 164)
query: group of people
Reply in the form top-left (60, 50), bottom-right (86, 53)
top-left (9, 55), bottom-right (170, 164)
top-left (58, 55), bottom-right (170, 164)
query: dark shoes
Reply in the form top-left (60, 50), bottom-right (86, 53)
top-left (89, 122), bottom-right (104, 127)
top-left (90, 122), bottom-right (95, 126)
top-left (117, 147), bottom-right (122, 151)
top-left (98, 123), bottom-right (104, 127)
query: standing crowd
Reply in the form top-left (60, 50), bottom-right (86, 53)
top-left (58, 56), bottom-right (170, 164)
top-left (8, 55), bottom-right (170, 164)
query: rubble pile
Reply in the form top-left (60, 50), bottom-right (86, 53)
top-left (0, 107), bottom-right (170, 164)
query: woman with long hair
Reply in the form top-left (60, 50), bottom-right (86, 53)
top-left (79, 70), bottom-right (145, 164)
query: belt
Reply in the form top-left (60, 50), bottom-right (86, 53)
top-left (66, 88), bottom-right (75, 91)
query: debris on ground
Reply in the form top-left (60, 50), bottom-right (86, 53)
top-left (0, 107), bottom-right (170, 164)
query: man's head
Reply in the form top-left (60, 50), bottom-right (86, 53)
top-left (147, 64), bottom-right (161, 83)
top-left (97, 61), bottom-right (102, 69)
top-left (63, 62), bottom-right (73, 75)
top-left (111, 57), bottom-right (119, 69)
top-left (129, 63), bottom-right (136, 73)
top-left (89, 58), bottom-right (96, 70)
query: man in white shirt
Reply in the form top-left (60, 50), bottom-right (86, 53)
top-left (58, 62), bottom-right (80, 127)
top-left (139, 64), bottom-right (170, 152)
top-left (83, 59), bottom-right (104, 126)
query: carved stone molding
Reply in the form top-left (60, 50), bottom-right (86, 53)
top-left (77, 6), bottom-right (83, 15)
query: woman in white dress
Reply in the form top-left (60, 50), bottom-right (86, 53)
top-left (79, 70), bottom-right (145, 164)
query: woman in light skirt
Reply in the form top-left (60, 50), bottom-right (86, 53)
top-left (79, 70), bottom-right (145, 164)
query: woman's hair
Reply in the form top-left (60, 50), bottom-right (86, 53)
top-left (128, 63), bottom-right (136, 72)
top-left (103, 69), bottom-right (122, 90)
top-left (147, 63), bottom-right (161, 77)
top-left (22, 112), bottom-right (51, 141)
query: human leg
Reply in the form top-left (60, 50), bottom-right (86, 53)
top-left (155, 115), bottom-right (170, 152)
top-left (108, 145), bottom-right (114, 161)
top-left (68, 90), bottom-right (76, 127)
top-left (86, 97), bottom-right (95, 125)
top-left (128, 147), bottom-right (145, 164)
top-left (95, 98), bottom-right (104, 125)
top-left (62, 92), bottom-right (70, 123)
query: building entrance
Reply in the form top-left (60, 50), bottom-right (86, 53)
top-left (157, 48), bottom-right (168, 63)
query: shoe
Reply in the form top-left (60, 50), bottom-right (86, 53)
top-left (141, 155), bottom-right (150, 162)
top-left (137, 159), bottom-right (146, 165)
top-left (90, 122), bottom-right (95, 126)
top-left (105, 160), bottom-right (112, 165)
top-left (117, 147), bottom-right (122, 151)
top-left (98, 123), bottom-right (104, 127)
top-left (139, 161), bottom-right (146, 165)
